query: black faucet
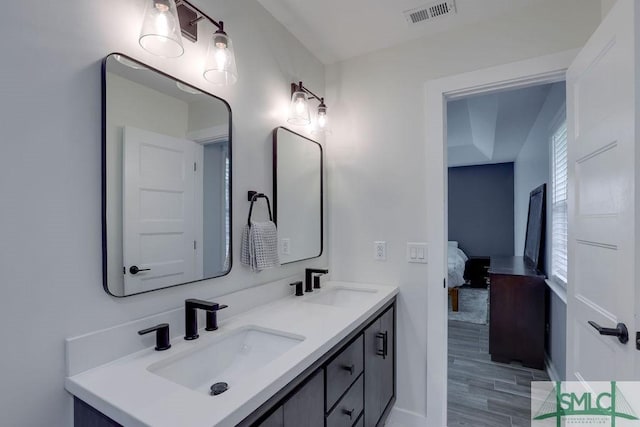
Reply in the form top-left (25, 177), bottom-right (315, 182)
top-left (305, 268), bottom-right (329, 292)
top-left (138, 323), bottom-right (171, 351)
top-left (290, 281), bottom-right (304, 296)
top-left (184, 299), bottom-right (228, 340)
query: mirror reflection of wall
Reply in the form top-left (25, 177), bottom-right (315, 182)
top-left (273, 127), bottom-right (323, 264)
top-left (103, 54), bottom-right (231, 297)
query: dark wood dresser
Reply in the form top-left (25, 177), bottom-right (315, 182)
top-left (489, 256), bottom-right (546, 369)
top-left (465, 256), bottom-right (490, 288)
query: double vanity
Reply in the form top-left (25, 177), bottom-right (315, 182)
top-left (66, 281), bottom-right (397, 426)
top-left (76, 53), bottom-right (396, 427)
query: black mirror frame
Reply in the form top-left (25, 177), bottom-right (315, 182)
top-left (272, 126), bottom-right (324, 264)
top-left (101, 52), bottom-right (233, 297)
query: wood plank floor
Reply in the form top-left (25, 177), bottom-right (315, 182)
top-left (447, 320), bottom-right (549, 427)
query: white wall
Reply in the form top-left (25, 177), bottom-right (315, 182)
top-left (0, 0), bottom-right (326, 425)
top-left (513, 82), bottom-right (567, 380)
top-left (513, 82), bottom-right (566, 259)
top-left (325, 1), bottom-right (600, 423)
top-left (602, 0), bottom-right (617, 19)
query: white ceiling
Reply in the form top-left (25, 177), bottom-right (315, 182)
top-left (447, 83), bottom-right (559, 167)
top-left (257, 0), bottom-right (546, 64)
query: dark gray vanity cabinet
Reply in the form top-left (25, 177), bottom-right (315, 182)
top-left (283, 370), bottom-right (325, 426)
top-left (254, 370), bottom-right (324, 427)
top-left (259, 406), bottom-right (284, 427)
top-left (251, 300), bottom-right (396, 427)
top-left (364, 306), bottom-right (394, 427)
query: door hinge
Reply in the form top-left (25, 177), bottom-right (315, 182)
top-left (636, 332), bottom-right (640, 350)
top-left (194, 240), bottom-right (197, 250)
top-left (443, 278), bottom-right (446, 288)
top-left (194, 162), bottom-right (197, 172)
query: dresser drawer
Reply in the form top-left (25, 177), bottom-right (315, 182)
top-left (327, 375), bottom-right (364, 427)
top-left (326, 335), bottom-right (364, 410)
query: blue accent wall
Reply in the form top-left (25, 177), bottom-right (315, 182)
top-left (448, 163), bottom-right (515, 257)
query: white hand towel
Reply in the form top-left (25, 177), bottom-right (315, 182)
top-left (241, 221), bottom-right (280, 272)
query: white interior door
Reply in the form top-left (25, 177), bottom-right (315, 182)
top-left (122, 126), bottom-right (203, 295)
top-left (566, 0), bottom-right (638, 380)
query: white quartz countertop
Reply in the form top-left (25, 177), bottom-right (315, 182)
top-left (65, 281), bottom-right (398, 427)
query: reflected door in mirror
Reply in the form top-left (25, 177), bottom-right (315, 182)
top-left (122, 127), bottom-right (202, 294)
top-left (103, 53), bottom-right (232, 297)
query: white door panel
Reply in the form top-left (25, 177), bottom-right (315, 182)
top-left (122, 126), bottom-right (204, 294)
top-left (566, 0), bottom-right (637, 380)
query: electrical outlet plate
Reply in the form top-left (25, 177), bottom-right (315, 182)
top-left (374, 241), bottom-right (387, 261)
top-left (281, 238), bottom-right (291, 255)
top-left (407, 242), bottom-right (427, 263)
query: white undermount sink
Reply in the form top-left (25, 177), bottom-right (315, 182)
top-left (304, 286), bottom-right (378, 308)
top-left (147, 326), bottom-right (304, 394)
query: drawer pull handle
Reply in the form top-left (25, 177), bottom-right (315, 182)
top-left (342, 408), bottom-right (355, 420)
top-left (342, 364), bottom-right (355, 375)
top-left (376, 331), bottom-right (388, 359)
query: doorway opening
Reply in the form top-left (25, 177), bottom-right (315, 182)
top-left (445, 81), bottom-right (566, 425)
top-left (423, 50), bottom-right (575, 427)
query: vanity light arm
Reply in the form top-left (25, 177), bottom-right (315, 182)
top-left (175, 0), bottom-right (225, 32)
top-left (292, 82), bottom-right (324, 103)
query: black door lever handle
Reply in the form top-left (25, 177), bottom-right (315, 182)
top-left (129, 265), bottom-right (151, 275)
top-left (588, 321), bottom-right (629, 344)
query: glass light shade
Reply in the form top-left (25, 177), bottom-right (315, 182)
top-left (139, 0), bottom-right (184, 58)
top-left (288, 91), bottom-right (311, 125)
top-left (317, 104), bottom-right (328, 129)
top-left (203, 32), bottom-right (238, 85)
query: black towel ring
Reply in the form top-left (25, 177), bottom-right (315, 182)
top-left (247, 191), bottom-right (273, 227)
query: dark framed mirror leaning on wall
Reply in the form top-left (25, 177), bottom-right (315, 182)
top-left (273, 127), bottom-right (323, 264)
top-left (102, 53), bottom-right (232, 297)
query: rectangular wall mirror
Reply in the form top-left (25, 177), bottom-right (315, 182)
top-left (103, 53), bottom-right (232, 297)
top-left (273, 127), bottom-right (323, 264)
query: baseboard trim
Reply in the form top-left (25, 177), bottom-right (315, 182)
top-left (386, 406), bottom-right (429, 427)
top-left (544, 354), bottom-right (561, 382)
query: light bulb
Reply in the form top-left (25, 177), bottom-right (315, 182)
top-left (318, 113), bottom-right (327, 128)
top-left (288, 90), bottom-right (311, 125)
top-left (155, 12), bottom-right (169, 38)
top-left (296, 99), bottom-right (306, 114)
top-left (316, 101), bottom-right (328, 130)
top-left (215, 48), bottom-right (229, 70)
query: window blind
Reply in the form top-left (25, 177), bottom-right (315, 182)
top-left (551, 121), bottom-right (568, 285)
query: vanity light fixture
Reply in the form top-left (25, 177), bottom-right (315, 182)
top-left (138, 0), bottom-right (238, 85)
top-left (139, 0), bottom-right (184, 58)
top-left (287, 81), bottom-right (329, 130)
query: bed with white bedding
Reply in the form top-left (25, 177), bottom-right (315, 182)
top-left (447, 241), bottom-right (468, 288)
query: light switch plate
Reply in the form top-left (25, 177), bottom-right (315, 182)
top-left (374, 241), bottom-right (387, 261)
top-left (407, 242), bottom-right (427, 263)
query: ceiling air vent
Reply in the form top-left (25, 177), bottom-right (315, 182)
top-left (403, 1), bottom-right (457, 25)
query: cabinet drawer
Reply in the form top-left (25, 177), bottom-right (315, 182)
top-left (327, 375), bottom-right (364, 427)
top-left (326, 335), bottom-right (364, 410)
